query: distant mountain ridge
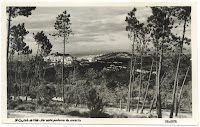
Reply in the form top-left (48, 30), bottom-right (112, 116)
top-left (95, 52), bottom-right (131, 60)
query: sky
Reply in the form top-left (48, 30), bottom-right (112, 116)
top-left (10, 7), bottom-right (191, 56)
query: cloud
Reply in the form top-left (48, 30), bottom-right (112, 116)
top-left (9, 6), bottom-right (191, 55)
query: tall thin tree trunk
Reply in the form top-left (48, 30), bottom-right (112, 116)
top-left (38, 57), bottom-right (41, 86)
top-left (36, 44), bottom-right (40, 86)
top-left (156, 13), bottom-right (170, 118)
top-left (25, 71), bottom-right (30, 101)
top-left (174, 74), bottom-right (179, 115)
top-left (7, 7), bottom-right (12, 62)
top-left (127, 44), bottom-right (133, 112)
top-left (25, 57), bottom-right (30, 101)
top-left (156, 41), bottom-right (163, 118)
top-left (127, 33), bottom-right (135, 112)
top-left (25, 79), bottom-right (31, 102)
top-left (17, 52), bottom-right (21, 96)
top-left (136, 46), bottom-right (143, 113)
top-left (150, 67), bottom-right (166, 114)
top-left (149, 95), bottom-right (156, 114)
top-left (62, 22), bottom-right (66, 103)
top-left (175, 66), bottom-right (190, 116)
top-left (169, 17), bottom-right (187, 118)
top-left (120, 99), bottom-right (122, 110)
top-left (130, 57), bottom-right (136, 106)
top-left (73, 66), bottom-right (76, 84)
top-left (20, 54), bottom-right (23, 96)
top-left (141, 60), bottom-right (154, 113)
top-left (149, 37), bottom-right (158, 115)
top-left (14, 63), bottom-right (18, 84)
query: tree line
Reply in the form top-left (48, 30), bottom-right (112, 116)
top-left (125, 7), bottom-right (191, 118)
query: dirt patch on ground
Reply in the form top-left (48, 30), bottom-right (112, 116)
top-left (7, 110), bottom-right (80, 118)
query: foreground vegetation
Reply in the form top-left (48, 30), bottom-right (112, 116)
top-left (7, 52), bottom-right (191, 118)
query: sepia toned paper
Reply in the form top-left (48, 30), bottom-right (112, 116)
top-left (1, 1), bottom-right (198, 125)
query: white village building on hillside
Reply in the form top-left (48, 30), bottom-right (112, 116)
top-left (77, 54), bottom-right (103, 62)
top-left (44, 52), bottom-right (74, 65)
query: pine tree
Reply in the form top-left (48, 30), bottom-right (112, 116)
top-left (147, 7), bottom-right (174, 118)
top-left (6, 7), bottom-right (36, 62)
top-left (125, 8), bottom-right (143, 112)
top-left (53, 10), bottom-right (72, 103)
top-left (10, 23), bottom-right (29, 96)
top-left (33, 31), bottom-right (52, 86)
top-left (169, 7), bottom-right (191, 118)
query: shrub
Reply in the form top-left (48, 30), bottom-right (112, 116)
top-left (43, 107), bottom-right (53, 113)
top-left (86, 88), bottom-right (105, 118)
top-left (7, 99), bottom-right (23, 110)
top-left (39, 102), bottom-right (65, 115)
top-left (25, 103), bottom-right (36, 111)
top-left (16, 105), bottom-right (26, 110)
top-left (7, 100), bottom-right (18, 109)
top-left (55, 109), bottom-right (64, 115)
top-left (37, 98), bottom-right (43, 105)
top-left (30, 105), bottom-right (36, 111)
top-left (48, 103), bottom-right (57, 108)
top-left (67, 111), bottom-right (82, 116)
top-left (66, 110), bottom-right (90, 117)
top-left (15, 103), bottom-right (36, 111)
top-left (30, 93), bottom-right (37, 100)
top-left (38, 84), bottom-right (56, 101)
top-left (42, 99), bottom-right (50, 107)
top-left (112, 113), bottom-right (128, 118)
top-left (17, 99), bottom-right (23, 104)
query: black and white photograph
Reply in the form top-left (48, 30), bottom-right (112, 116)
top-left (1, 1), bottom-right (198, 125)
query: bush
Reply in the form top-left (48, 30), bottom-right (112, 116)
top-left (15, 103), bottom-right (36, 111)
top-left (43, 107), bottom-right (53, 113)
top-left (86, 88), bottom-right (105, 118)
top-left (38, 84), bottom-right (56, 102)
top-left (55, 109), bottom-right (64, 115)
top-left (25, 103), bottom-right (36, 111)
top-left (37, 98), bottom-right (43, 105)
top-left (16, 105), bottom-right (26, 110)
top-left (38, 102), bottom-right (66, 115)
top-left (7, 99), bottom-right (23, 109)
top-left (48, 103), bottom-right (57, 108)
top-left (7, 100), bottom-right (18, 109)
top-left (17, 99), bottom-right (23, 104)
top-left (112, 113), bottom-right (128, 118)
top-left (30, 93), bottom-right (37, 100)
top-left (30, 105), bottom-right (36, 111)
top-left (42, 99), bottom-right (50, 107)
top-left (67, 111), bottom-right (82, 116)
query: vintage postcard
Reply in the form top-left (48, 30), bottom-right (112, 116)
top-left (1, 1), bottom-right (198, 125)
